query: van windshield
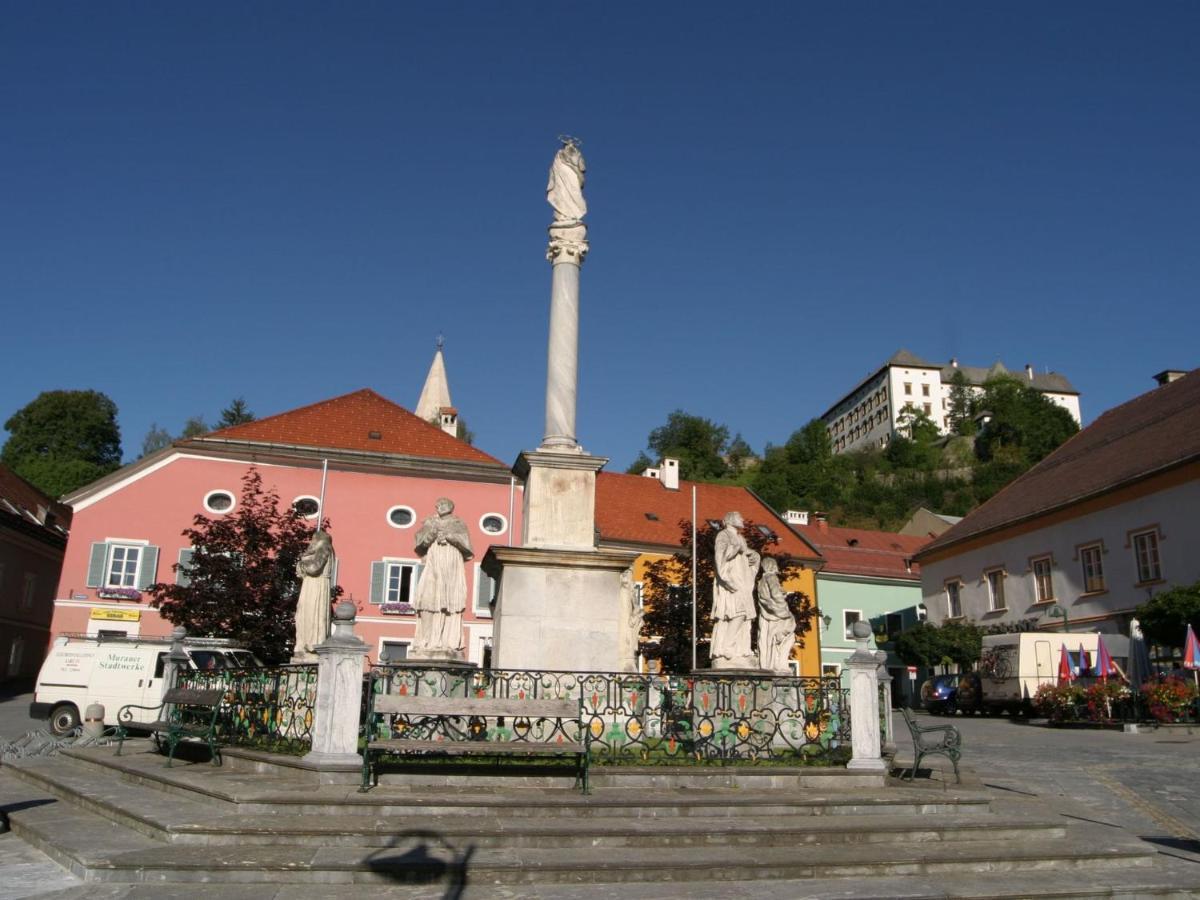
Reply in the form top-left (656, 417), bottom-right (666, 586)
top-left (228, 651), bottom-right (262, 668)
top-left (187, 650), bottom-right (228, 671)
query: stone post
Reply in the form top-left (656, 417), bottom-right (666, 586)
top-left (163, 626), bottom-right (189, 690)
top-left (877, 663), bottom-right (897, 757)
top-left (302, 601), bottom-right (369, 767)
top-left (845, 621), bottom-right (887, 772)
top-left (542, 254), bottom-right (582, 450)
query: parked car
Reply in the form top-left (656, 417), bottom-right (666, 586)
top-left (920, 673), bottom-right (982, 716)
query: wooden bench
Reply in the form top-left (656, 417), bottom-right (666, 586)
top-left (900, 707), bottom-right (962, 783)
top-left (115, 687), bottom-right (227, 768)
top-left (361, 694), bottom-right (589, 793)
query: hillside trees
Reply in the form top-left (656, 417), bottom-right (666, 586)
top-left (2, 390), bottom-right (122, 496)
top-left (628, 410), bottom-right (735, 481)
top-left (1135, 581), bottom-right (1200, 649)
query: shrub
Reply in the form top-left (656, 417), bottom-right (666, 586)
top-left (1033, 683), bottom-right (1086, 722)
top-left (1141, 676), bottom-right (1199, 723)
top-left (1084, 681), bottom-right (1131, 722)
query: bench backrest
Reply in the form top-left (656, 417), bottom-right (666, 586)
top-left (373, 694), bottom-right (579, 720)
top-left (899, 707), bottom-right (922, 736)
top-left (163, 688), bottom-right (226, 707)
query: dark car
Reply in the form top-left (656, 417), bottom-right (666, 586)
top-left (920, 673), bottom-right (982, 715)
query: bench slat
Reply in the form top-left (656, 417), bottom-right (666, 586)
top-left (373, 695), bottom-right (578, 718)
top-left (163, 688), bottom-right (225, 706)
top-left (369, 738), bottom-right (584, 755)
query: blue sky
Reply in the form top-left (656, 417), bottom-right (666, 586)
top-left (3, 3), bottom-right (1197, 472)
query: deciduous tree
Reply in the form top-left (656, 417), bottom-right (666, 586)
top-left (1135, 581), bottom-right (1200, 649)
top-left (640, 410), bottom-right (733, 482)
top-left (2, 390), bottom-right (122, 496)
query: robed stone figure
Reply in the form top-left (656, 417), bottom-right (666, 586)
top-left (756, 557), bottom-right (796, 673)
top-left (711, 511), bottom-right (760, 669)
top-left (293, 530), bottom-right (334, 661)
top-left (413, 498), bottom-right (473, 657)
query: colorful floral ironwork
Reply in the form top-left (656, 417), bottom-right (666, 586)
top-left (177, 664), bottom-right (318, 754)
top-left (366, 665), bottom-right (849, 764)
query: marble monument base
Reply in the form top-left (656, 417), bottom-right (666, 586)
top-left (483, 545), bottom-right (638, 672)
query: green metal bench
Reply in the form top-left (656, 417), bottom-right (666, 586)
top-left (361, 693), bottom-right (589, 794)
top-left (900, 707), bottom-right (962, 783)
top-left (115, 687), bottom-right (226, 767)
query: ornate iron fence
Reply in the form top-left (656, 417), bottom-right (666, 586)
top-left (366, 665), bottom-right (850, 764)
top-left (177, 664), bottom-right (318, 754)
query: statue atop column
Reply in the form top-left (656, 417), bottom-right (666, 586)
top-left (293, 530), bottom-right (334, 661)
top-left (412, 498), bottom-right (474, 658)
top-left (547, 135), bottom-right (589, 262)
top-left (710, 511), bottom-right (760, 669)
top-left (756, 557), bottom-right (797, 673)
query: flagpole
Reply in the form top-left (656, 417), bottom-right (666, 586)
top-left (691, 484), bottom-right (698, 673)
top-left (316, 459), bottom-right (329, 528)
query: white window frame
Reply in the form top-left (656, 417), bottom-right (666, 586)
top-left (383, 560), bottom-right (420, 605)
top-left (821, 663), bottom-right (841, 677)
top-left (985, 568), bottom-right (1006, 611)
top-left (378, 638), bottom-right (412, 663)
top-left (385, 505), bottom-right (417, 529)
top-left (945, 580), bottom-right (963, 619)
top-left (292, 495), bottom-right (321, 520)
top-left (106, 544), bottom-right (144, 588)
top-left (203, 489), bottom-right (237, 515)
top-left (1080, 543), bottom-right (1105, 593)
top-left (1131, 530), bottom-right (1162, 584)
top-left (479, 512), bottom-right (508, 537)
top-left (1031, 556), bottom-right (1055, 603)
top-left (843, 609), bottom-right (862, 641)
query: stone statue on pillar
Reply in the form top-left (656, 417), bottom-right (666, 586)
top-left (293, 530), bottom-right (334, 662)
top-left (711, 511), bottom-right (760, 669)
top-left (412, 498), bottom-right (473, 659)
top-left (756, 557), bottom-right (796, 673)
top-left (546, 135), bottom-right (589, 263)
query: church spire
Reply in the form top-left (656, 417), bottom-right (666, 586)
top-left (415, 337), bottom-right (457, 436)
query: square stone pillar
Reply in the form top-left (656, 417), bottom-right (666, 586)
top-left (845, 621), bottom-right (887, 772)
top-left (877, 663), bottom-right (897, 756)
top-left (302, 602), bottom-right (369, 767)
top-left (515, 449), bottom-right (607, 550)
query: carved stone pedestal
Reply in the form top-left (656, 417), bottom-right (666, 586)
top-left (302, 602), bottom-right (369, 769)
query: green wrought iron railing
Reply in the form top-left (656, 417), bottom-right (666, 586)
top-left (177, 664), bottom-right (318, 754)
top-left (365, 666), bottom-right (851, 765)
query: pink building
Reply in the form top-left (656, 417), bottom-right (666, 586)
top-left (53, 385), bottom-right (520, 666)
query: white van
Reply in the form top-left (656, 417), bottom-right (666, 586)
top-left (976, 632), bottom-right (1129, 714)
top-left (30, 633), bottom-right (261, 735)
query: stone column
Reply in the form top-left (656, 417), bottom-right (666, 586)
top-left (542, 251), bottom-right (584, 450)
top-left (845, 621), bottom-right (887, 772)
top-left (163, 626), bottom-right (189, 689)
top-left (877, 663), bottom-right (896, 757)
top-left (302, 601), bottom-right (369, 767)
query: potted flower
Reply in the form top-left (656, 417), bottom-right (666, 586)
top-left (1141, 676), bottom-right (1199, 723)
top-left (379, 601), bottom-right (415, 616)
top-left (96, 586), bottom-right (142, 601)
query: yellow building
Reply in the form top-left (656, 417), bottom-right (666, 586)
top-left (594, 467), bottom-right (824, 675)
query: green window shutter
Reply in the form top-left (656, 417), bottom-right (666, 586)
top-left (176, 548), bottom-right (195, 587)
top-left (137, 546), bottom-right (160, 590)
top-left (370, 561), bottom-right (385, 604)
top-left (476, 568), bottom-right (495, 611)
top-left (86, 543), bottom-right (109, 587)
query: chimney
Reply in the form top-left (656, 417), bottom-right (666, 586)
top-left (438, 406), bottom-right (458, 437)
top-left (815, 512), bottom-right (829, 533)
top-left (784, 510), bottom-right (809, 526)
top-left (661, 457), bottom-right (680, 491)
top-left (1025, 364), bottom-right (1034, 381)
top-left (1153, 370), bottom-right (1187, 386)
top-left (641, 467), bottom-right (661, 480)
top-left (949, 357), bottom-right (958, 368)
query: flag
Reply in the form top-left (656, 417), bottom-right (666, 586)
top-left (1184, 624), bottom-right (1200, 671)
top-left (1077, 642), bottom-right (1092, 677)
top-left (1095, 634), bottom-right (1116, 681)
top-left (1058, 644), bottom-right (1074, 684)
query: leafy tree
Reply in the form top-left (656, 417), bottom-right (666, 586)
top-left (641, 410), bottom-right (733, 482)
top-left (625, 452), bottom-right (656, 475)
top-left (141, 423), bottom-right (173, 458)
top-left (725, 433), bottom-right (756, 474)
top-left (1135, 581), bottom-right (1200, 649)
top-left (894, 621), bottom-right (982, 670)
top-left (218, 398), bottom-right (256, 428)
top-left (146, 468), bottom-right (341, 663)
top-left (639, 519), bottom-right (816, 673)
top-left (180, 416), bottom-right (209, 439)
top-left (946, 369), bottom-right (976, 435)
top-left (2, 390), bottom-right (122, 496)
top-left (973, 375), bottom-right (1078, 466)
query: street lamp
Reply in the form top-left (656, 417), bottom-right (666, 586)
top-left (1047, 603), bottom-right (1070, 633)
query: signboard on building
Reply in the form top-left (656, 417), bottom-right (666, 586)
top-left (89, 608), bottom-right (142, 622)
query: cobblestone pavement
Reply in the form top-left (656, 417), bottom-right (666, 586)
top-left (902, 709), bottom-right (1200, 867)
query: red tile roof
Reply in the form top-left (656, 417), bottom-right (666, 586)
top-left (201, 389), bottom-right (503, 466)
top-left (595, 472), bottom-right (822, 562)
top-left (0, 463), bottom-right (72, 537)
top-left (789, 522), bottom-right (928, 581)
top-left (918, 368), bottom-right (1200, 558)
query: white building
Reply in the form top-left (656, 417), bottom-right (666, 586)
top-left (821, 350), bottom-right (1081, 455)
top-left (913, 368), bottom-right (1199, 637)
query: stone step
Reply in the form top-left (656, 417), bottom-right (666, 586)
top-left (48, 745), bottom-right (993, 819)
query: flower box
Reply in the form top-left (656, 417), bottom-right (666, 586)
top-left (379, 602), bottom-right (415, 616)
top-left (96, 588), bottom-right (142, 601)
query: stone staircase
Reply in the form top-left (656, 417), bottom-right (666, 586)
top-left (2, 741), bottom-right (1196, 898)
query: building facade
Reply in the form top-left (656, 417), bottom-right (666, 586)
top-left (822, 350), bottom-right (1081, 455)
top-left (0, 466), bottom-right (72, 684)
top-left (52, 389), bottom-right (520, 667)
top-left (915, 369), bottom-right (1200, 640)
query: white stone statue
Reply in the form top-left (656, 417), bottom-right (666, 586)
top-left (711, 511), bottom-right (760, 669)
top-left (412, 498), bottom-right (473, 658)
top-left (547, 136), bottom-right (589, 262)
top-left (756, 557), bottom-right (797, 673)
top-left (293, 530), bottom-right (334, 660)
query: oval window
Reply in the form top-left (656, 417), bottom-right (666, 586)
top-left (480, 513), bottom-right (507, 535)
top-left (387, 505), bottom-right (416, 529)
top-left (204, 490), bottom-right (235, 514)
top-left (292, 496), bottom-right (320, 519)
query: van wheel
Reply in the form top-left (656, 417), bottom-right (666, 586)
top-left (49, 704), bottom-right (80, 736)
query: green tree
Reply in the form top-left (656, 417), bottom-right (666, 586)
top-left (180, 416), bottom-right (209, 439)
top-left (639, 520), bottom-right (815, 673)
top-left (218, 398), bottom-right (256, 428)
top-left (1135, 581), bottom-right (1200, 649)
top-left (146, 468), bottom-right (341, 663)
top-left (894, 621), bottom-right (982, 670)
top-left (625, 452), bottom-right (656, 475)
top-left (141, 423), bottom-right (173, 458)
top-left (946, 369), bottom-right (976, 435)
top-left (2, 390), bottom-right (122, 496)
top-left (974, 376), bottom-right (1078, 466)
top-left (642, 410), bottom-right (733, 481)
